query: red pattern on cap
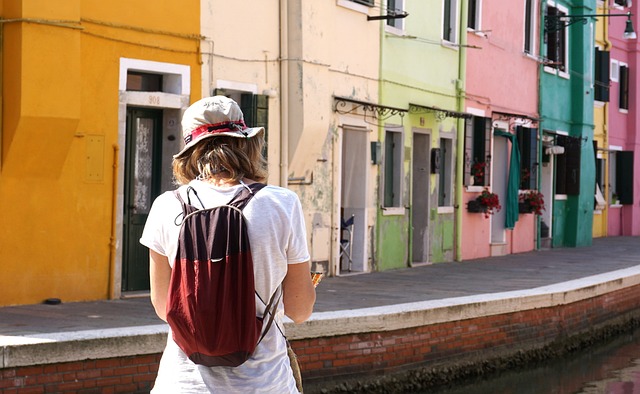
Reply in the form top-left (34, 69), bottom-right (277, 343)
top-left (184, 121), bottom-right (248, 144)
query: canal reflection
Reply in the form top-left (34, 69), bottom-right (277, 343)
top-left (426, 328), bottom-right (640, 394)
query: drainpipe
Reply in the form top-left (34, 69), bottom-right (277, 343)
top-left (0, 21), bottom-right (3, 168)
top-left (108, 144), bottom-right (119, 299)
top-left (602, 2), bottom-right (611, 236)
top-left (279, 0), bottom-right (289, 187)
top-left (455, 0), bottom-right (469, 261)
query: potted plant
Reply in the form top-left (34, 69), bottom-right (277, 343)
top-left (468, 188), bottom-right (501, 218)
top-left (519, 190), bottom-right (545, 215)
top-left (471, 161), bottom-right (487, 185)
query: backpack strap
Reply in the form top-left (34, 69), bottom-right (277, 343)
top-left (257, 286), bottom-right (282, 345)
top-left (227, 182), bottom-right (267, 211)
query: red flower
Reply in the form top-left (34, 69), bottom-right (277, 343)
top-left (519, 190), bottom-right (545, 216)
top-left (477, 188), bottom-right (501, 218)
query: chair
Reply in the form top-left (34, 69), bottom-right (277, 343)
top-left (340, 215), bottom-right (355, 272)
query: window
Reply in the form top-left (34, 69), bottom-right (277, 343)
top-left (240, 94), bottom-right (269, 159)
top-left (438, 138), bottom-right (453, 206)
top-left (467, 0), bottom-right (481, 30)
top-left (524, 0), bottom-right (536, 54)
top-left (619, 63), bottom-right (630, 110)
top-left (544, 3), bottom-right (568, 72)
top-left (126, 72), bottom-right (163, 92)
top-left (594, 141), bottom-right (606, 209)
top-left (594, 48), bottom-right (611, 102)
top-left (554, 135), bottom-right (581, 195)
top-left (464, 116), bottom-right (491, 186)
top-left (386, 0), bottom-right (405, 30)
top-left (610, 150), bottom-right (635, 204)
top-left (384, 130), bottom-right (403, 207)
top-left (349, 0), bottom-right (374, 5)
top-left (443, 0), bottom-right (458, 42)
top-left (517, 126), bottom-right (538, 190)
top-left (614, 0), bottom-right (628, 7)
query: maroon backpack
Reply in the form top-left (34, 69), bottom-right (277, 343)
top-left (166, 182), bottom-right (279, 367)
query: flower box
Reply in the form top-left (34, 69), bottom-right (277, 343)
top-left (467, 200), bottom-right (487, 213)
top-left (518, 201), bottom-right (533, 214)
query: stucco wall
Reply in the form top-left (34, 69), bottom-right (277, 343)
top-left (0, 0), bottom-right (201, 305)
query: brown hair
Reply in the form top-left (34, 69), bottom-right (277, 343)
top-left (172, 136), bottom-right (268, 185)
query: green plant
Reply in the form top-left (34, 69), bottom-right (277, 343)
top-left (519, 190), bottom-right (545, 215)
top-left (477, 188), bottom-right (501, 218)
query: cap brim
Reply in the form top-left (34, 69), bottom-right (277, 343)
top-left (173, 126), bottom-right (265, 159)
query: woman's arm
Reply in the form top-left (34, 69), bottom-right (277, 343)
top-left (149, 249), bottom-right (172, 322)
top-left (282, 261), bottom-right (316, 323)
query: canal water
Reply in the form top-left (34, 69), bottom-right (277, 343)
top-left (426, 327), bottom-right (640, 394)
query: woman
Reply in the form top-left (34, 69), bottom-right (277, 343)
top-left (140, 95), bottom-right (316, 393)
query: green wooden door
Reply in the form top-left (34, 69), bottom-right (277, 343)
top-left (122, 108), bottom-right (163, 292)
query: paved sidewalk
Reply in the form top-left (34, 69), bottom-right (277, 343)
top-left (1, 236), bottom-right (639, 337)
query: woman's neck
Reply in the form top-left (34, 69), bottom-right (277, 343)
top-left (199, 175), bottom-right (252, 188)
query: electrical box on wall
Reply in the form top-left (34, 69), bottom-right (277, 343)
top-left (371, 141), bottom-right (382, 165)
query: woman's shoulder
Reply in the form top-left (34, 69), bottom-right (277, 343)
top-left (256, 184), bottom-right (300, 201)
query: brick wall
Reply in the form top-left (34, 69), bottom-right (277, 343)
top-left (291, 284), bottom-right (640, 386)
top-left (1, 284), bottom-right (638, 393)
top-left (0, 354), bottom-right (160, 394)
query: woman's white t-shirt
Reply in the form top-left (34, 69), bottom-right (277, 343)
top-left (140, 180), bottom-right (310, 393)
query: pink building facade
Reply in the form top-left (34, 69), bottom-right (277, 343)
top-left (462, 1), bottom-right (541, 260)
top-left (608, 2), bottom-right (640, 236)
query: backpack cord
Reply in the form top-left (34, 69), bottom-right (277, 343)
top-left (185, 186), bottom-right (206, 209)
top-left (257, 286), bottom-right (283, 345)
top-left (238, 179), bottom-right (254, 194)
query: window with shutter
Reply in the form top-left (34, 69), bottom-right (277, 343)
top-left (616, 151), bottom-right (634, 204)
top-left (517, 126), bottom-right (538, 190)
top-left (240, 93), bottom-right (269, 159)
top-left (438, 138), bottom-right (454, 207)
top-left (545, 5), bottom-right (567, 72)
top-left (464, 116), bottom-right (491, 186)
top-left (384, 130), bottom-right (403, 207)
top-left (619, 64), bottom-right (630, 110)
top-left (386, 0), bottom-right (405, 30)
top-left (555, 135), bottom-right (568, 195)
top-left (349, 0), bottom-right (374, 6)
top-left (595, 48), bottom-right (610, 102)
top-left (524, 0), bottom-right (535, 54)
top-left (468, 0), bottom-right (480, 30)
top-left (554, 135), bottom-right (581, 196)
top-left (443, 0), bottom-right (457, 42)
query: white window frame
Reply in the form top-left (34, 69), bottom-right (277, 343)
top-left (523, 0), bottom-right (538, 56)
top-left (442, 0), bottom-right (458, 44)
top-left (385, 0), bottom-right (406, 33)
top-left (609, 145), bottom-right (623, 205)
top-left (467, 0), bottom-right (482, 31)
top-left (618, 61), bottom-right (629, 112)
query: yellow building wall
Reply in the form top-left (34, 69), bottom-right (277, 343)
top-left (592, 2), bottom-right (608, 238)
top-left (0, 0), bottom-right (201, 306)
